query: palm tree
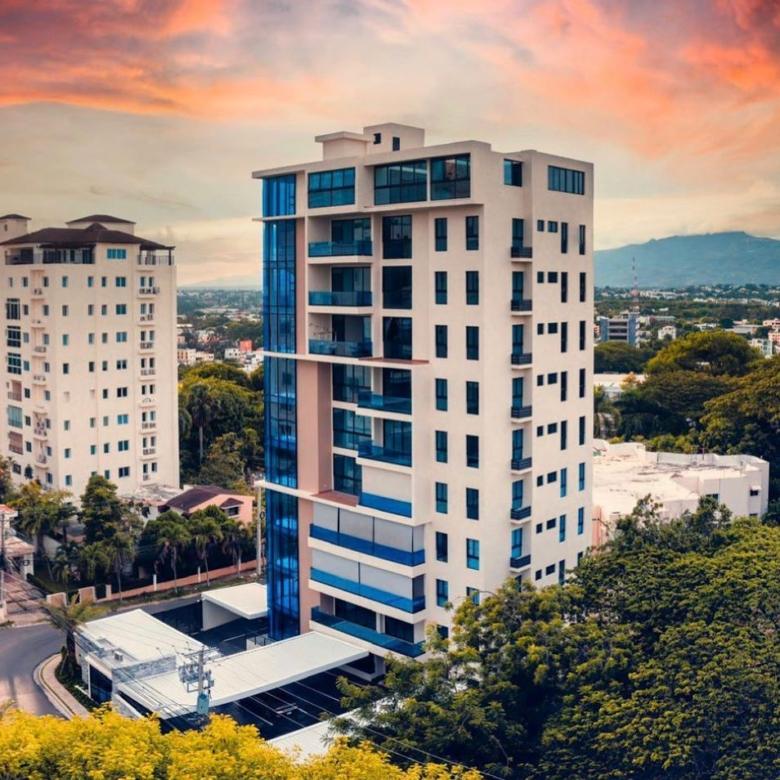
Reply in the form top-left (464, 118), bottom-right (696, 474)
top-left (187, 383), bottom-right (215, 463)
top-left (189, 512), bottom-right (223, 585)
top-left (102, 531), bottom-right (135, 601)
top-left (51, 542), bottom-right (81, 586)
top-left (154, 513), bottom-right (191, 592)
top-left (79, 542), bottom-right (111, 584)
top-left (218, 515), bottom-right (244, 571)
top-left (44, 595), bottom-right (106, 677)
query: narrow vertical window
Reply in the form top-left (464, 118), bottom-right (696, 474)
top-left (465, 216), bottom-right (479, 250)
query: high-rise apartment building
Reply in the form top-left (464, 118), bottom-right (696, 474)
top-left (1, 214), bottom-right (179, 498)
top-left (255, 124), bottom-right (593, 668)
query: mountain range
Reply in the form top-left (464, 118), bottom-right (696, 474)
top-left (595, 231), bottom-right (780, 288)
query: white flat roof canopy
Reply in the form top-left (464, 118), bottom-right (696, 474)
top-left (119, 632), bottom-right (367, 715)
top-left (201, 582), bottom-right (268, 620)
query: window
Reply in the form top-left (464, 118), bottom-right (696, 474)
top-left (115, 276), bottom-right (127, 287)
top-left (466, 381), bottom-right (479, 415)
top-left (115, 304), bottom-right (127, 315)
top-left (116, 387), bottom-right (128, 398)
top-left (466, 539), bottom-right (480, 570)
top-left (503, 159), bottom-right (522, 186)
top-left (62, 305), bottom-right (69, 316)
top-left (546, 517), bottom-right (557, 530)
top-left (579, 272), bottom-right (587, 302)
top-left (308, 167), bottom-right (355, 208)
top-left (579, 462), bottom-right (586, 491)
top-left (466, 326), bottom-right (479, 360)
top-left (6, 354), bottom-right (20, 377)
top-left (382, 215), bottom-right (412, 259)
top-left (116, 332), bottom-right (127, 343)
top-left (548, 165), bottom-right (585, 195)
top-left (548, 220), bottom-right (558, 233)
top-left (560, 370), bottom-right (568, 402)
top-left (435, 271), bottom-right (448, 304)
top-left (332, 364), bottom-right (371, 404)
top-left (512, 428), bottom-right (524, 464)
top-left (434, 217), bottom-right (448, 251)
top-left (435, 378), bottom-right (448, 410)
top-left (511, 528), bottom-right (523, 558)
top-left (392, 136), bottom-right (401, 151)
top-left (511, 218), bottom-right (525, 252)
top-left (561, 322), bottom-right (568, 353)
top-left (561, 222), bottom-right (569, 253)
top-left (560, 467), bottom-right (568, 497)
top-left (465, 271), bottom-right (479, 305)
top-left (118, 440), bottom-right (129, 452)
top-left (117, 414), bottom-right (129, 425)
top-left (466, 435), bottom-right (479, 468)
top-left (62, 275), bottom-right (69, 287)
top-left (431, 154), bottom-right (470, 200)
top-left (579, 224), bottom-right (586, 254)
top-left (333, 408), bottom-right (371, 450)
top-left (63, 363), bottom-right (69, 375)
top-left (435, 430), bottom-right (448, 463)
top-left (465, 216), bottom-right (479, 250)
top-left (512, 376), bottom-right (524, 409)
top-left (579, 320), bottom-right (587, 350)
top-left (87, 276), bottom-right (94, 287)
top-left (436, 532), bottom-right (448, 562)
top-left (435, 482), bottom-right (448, 513)
top-left (536, 219), bottom-right (545, 231)
top-left (373, 132), bottom-right (382, 144)
top-left (466, 487), bottom-right (479, 520)
top-left (382, 266), bottom-right (412, 309)
top-left (579, 368), bottom-right (586, 399)
top-left (333, 454), bottom-right (362, 496)
top-left (383, 316), bottom-right (412, 360)
top-left (6, 326), bottom-right (21, 348)
top-left (558, 560), bottom-right (566, 584)
top-left (559, 514), bottom-right (567, 542)
top-left (512, 323), bottom-right (525, 357)
top-left (561, 271), bottom-right (568, 303)
top-left (579, 416), bottom-right (586, 446)
top-left (5, 299), bottom-right (20, 320)
top-left (578, 507), bottom-right (585, 535)
top-left (512, 480), bottom-right (524, 511)
top-left (436, 579), bottom-right (449, 607)
top-left (118, 466), bottom-right (130, 478)
top-left (560, 420), bottom-right (568, 450)
top-left (548, 323), bottom-right (559, 335)
top-left (435, 325), bottom-right (448, 358)
top-left (107, 248), bottom-right (127, 260)
top-left (374, 160), bottom-right (427, 205)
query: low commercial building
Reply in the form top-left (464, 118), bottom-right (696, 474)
top-left (592, 440), bottom-right (769, 546)
top-left (598, 312), bottom-right (640, 346)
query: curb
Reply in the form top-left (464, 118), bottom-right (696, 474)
top-left (33, 654), bottom-right (89, 719)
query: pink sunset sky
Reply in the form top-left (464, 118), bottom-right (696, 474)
top-left (1, 0), bottom-right (778, 284)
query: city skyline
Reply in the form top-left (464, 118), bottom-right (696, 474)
top-left (1, 0), bottom-right (779, 285)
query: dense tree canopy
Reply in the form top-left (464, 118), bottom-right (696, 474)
top-left (645, 330), bottom-right (760, 376)
top-left (339, 501), bottom-right (780, 779)
top-left (0, 709), bottom-right (475, 779)
top-left (594, 342), bottom-right (655, 373)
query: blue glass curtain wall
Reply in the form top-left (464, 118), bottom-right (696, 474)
top-left (266, 490), bottom-right (300, 639)
top-left (263, 220), bottom-right (296, 353)
top-left (264, 357), bottom-right (297, 487)
top-left (263, 174), bottom-right (296, 217)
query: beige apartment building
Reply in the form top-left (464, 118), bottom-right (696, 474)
top-left (255, 123), bottom-right (593, 665)
top-left (1, 214), bottom-right (179, 499)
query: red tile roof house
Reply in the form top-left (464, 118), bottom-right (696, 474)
top-left (159, 486), bottom-right (254, 525)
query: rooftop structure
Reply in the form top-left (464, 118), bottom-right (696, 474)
top-left (592, 439), bottom-right (769, 545)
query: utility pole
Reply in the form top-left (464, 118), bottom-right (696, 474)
top-left (179, 646), bottom-right (215, 724)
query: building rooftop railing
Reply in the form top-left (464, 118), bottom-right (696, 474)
top-left (309, 339), bottom-right (373, 358)
top-left (358, 441), bottom-right (412, 467)
top-left (309, 291), bottom-right (372, 307)
top-left (308, 240), bottom-right (373, 258)
top-left (311, 608), bottom-right (424, 657)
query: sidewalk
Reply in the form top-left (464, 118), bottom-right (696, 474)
top-left (33, 654), bottom-right (89, 719)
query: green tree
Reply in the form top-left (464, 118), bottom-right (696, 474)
top-left (11, 483), bottom-right (74, 566)
top-left (44, 595), bottom-right (106, 676)
top-left (180, 361), bottom-right (250, 387)
top-left (594, 341), bottom-right (654, 373)
top-left (198, 433), bottom-right (247, 490)
top-left (78, 542), bottom-right (111, 584)
top-left (646, 329), bottom-right (760, 376)
top-left (188, 507), bottom-right (224, 584)
top-left (50, 542), bottom-right (81, 586)
top-left (0, 455), bottom-right (14, 504)
top-left (80, 475), bottom-right (128, 544)
top-left (248, 364), bottom-right (264, 392)
top-left (146, 510), bottom-right (191, 590)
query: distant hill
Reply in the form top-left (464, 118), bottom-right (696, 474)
top-left (181, 274), bottom-right (260, 289)
top-left (595, 231), bottom-right (780, 288)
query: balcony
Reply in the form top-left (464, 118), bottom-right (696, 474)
top-left (139, 341), bottom-right (154, 350)
top-left (35, 454), bottom-right (47, 466)
top-left (31, 319), bottom-right (45, 328)
top-left (510, 244), bottom-right (533, 259)
top-left (310, 568), bottom-right (425, 613)
top-left (138, 252), bottom-right (173, 266)
top-left (138, 286), bottom-right (160, 295)
top-left (358, 441), bottom-right (411, 467)
top-left (141, 421), bottom-right (157, 430)
top-left (309, 339), bottom-right (372, 358)
top-left (511, 456), bottom-right (533, 472)
top-left (311, 608), bottom-right (424, 658)
top-left (310, 525), bottom-right (424, 567)
top-left (7, 390), bottom-right (22, 402)
top-left (358, 491), bottom-right (412, 518)
top-left (32, 374), bottom-right (47, 385)
top-left (511, 352), bottom-right (533, 366)
top-left (33, 345), bottom-right (46, 354)
top-left (511, 506), bottom-right (532, 521)
top-left (510, 554), bottom-right (532, 571)
top-left (139, 313), bottom-right (154, 322)
top-left (511, 405), bottom-right (532, 420)
top-left (33, 426), bottom-right (48, 440)
top-left (308, 240), bottom-right (372, 258)
top-left (140, 368), bottom-right (156, 376)
top-left (141, 396), bottom-right (156, 405)
top-left (382, 239), bottom-right (412, 259)
top-left (357, 390), bottom-right (412, 415)
top-left (308, 291), bottom-right (373, 307)
top-left (510, 298), bottom-right (532, 313)
top-left (31, 288), bottom-right (44, 298)
top-left (142, 447), bottom-right (156, 457)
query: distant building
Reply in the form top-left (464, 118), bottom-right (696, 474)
top-left (159, 484), bottom-right (254, 525)
top-left (750, 338), bottom-right (776, 358)
top-left (657, 324), bottom-right (677, 340)
top-left (177, 348), bottom-right (214, 366)
top-left (598, 312), bottom-right (640, 346)
top-left (238, 339), bottom-right (253, 353)
top-left (593, 373), bottom-right (645, 400)
top-left (592, 440), bottom-right (769, 546)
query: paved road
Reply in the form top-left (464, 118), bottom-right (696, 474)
top-left (0, 593), bottom-right (202, 716)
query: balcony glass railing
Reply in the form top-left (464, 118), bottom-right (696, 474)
top-left (309, 291), bottom-right (372, 307)
top-left (308, 240), bottom-right (373, 257)
top-left (510, 243), bottom-right (533, 258)
top-left (357, 390), bottom-right (412, 415)
top-left (358, 441), bottom-right (412, 467)
top-left (358, 491), bottom-right (412, 518)
top-left (511, 506), bottom-right (532, 521)
top-left (510, 554), bottom-right (532, 569)
top-left (511, 456), bottom-right (533, 472)
top-left (311, 608), bottom-right (424, 657)
top-left (309, 339), bottom-right (372, 357)
top-left (310, 569), bottom-right (425, 613)
top-left (382, 239), bottom-right (412, 259)
top-left (510, 298), bottom-right (532, 312)
top-left (310, 525), bottom-right (424, 566)
top-left (511, 352), bottom-right (533, 366)
top-left (511, 405), bottom-right (532, 419)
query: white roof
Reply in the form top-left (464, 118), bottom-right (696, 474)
top-left (120, 632), bottom-right (367, 715)
top-left (79, 609), bottom-right (203, 664)
top-left (201, 582), bottom-right (268, 619)
top-left (270, 719), bottom-right (334, 759)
